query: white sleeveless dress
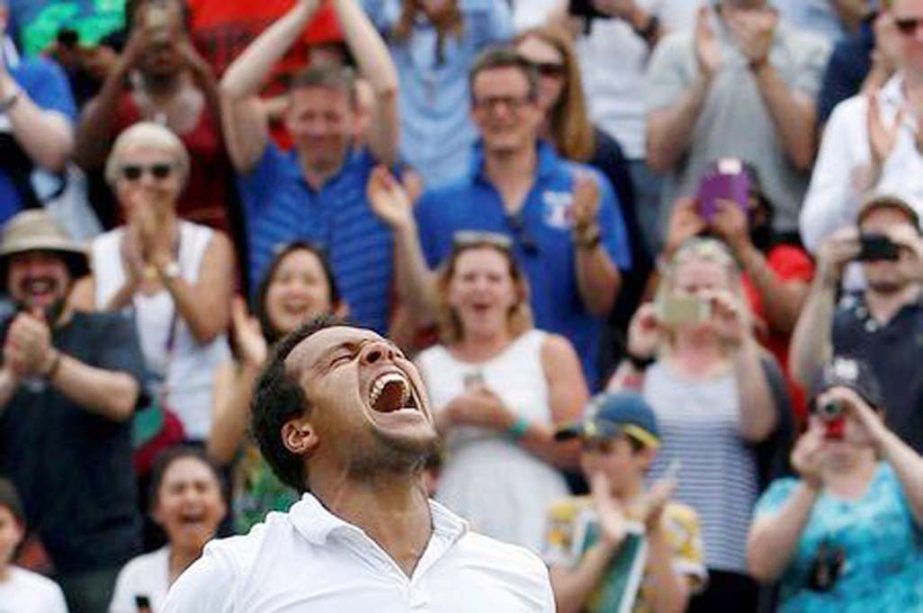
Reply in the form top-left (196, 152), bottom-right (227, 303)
top-left (416, 329), bottom-right (569, 553)
top-left (91, 221), bottom-right (230, 441)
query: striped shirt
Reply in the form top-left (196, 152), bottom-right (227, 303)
top-left (237, 144), bottom-right (393, 333)
top-left (643, 361), bottom-right (759, 574)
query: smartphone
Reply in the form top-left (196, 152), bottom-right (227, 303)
top-left (695, 159), bottom-right (751, 222)
top-left (663, 459), bottom-right (682, 482)
top-left (568, 0), bottom-right (610, 19)
top-left (655, 292), bottom-right (711, 327)
top-left (144, 5), bottom-right (171, 43)
top-left (463, 371), bottom-right (485, 391)
top-left (856, 233), bottom-right (899, 262)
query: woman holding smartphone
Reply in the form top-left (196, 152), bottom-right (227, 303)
top-left (609, 237), bottom-right (793, 612)
top-left (415, 232), bottom-right (588, 553)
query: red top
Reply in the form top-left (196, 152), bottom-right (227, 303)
top-left (115, 93), bottom-right (233, 232)
top-left (742, 244), bottom-right (815, 424)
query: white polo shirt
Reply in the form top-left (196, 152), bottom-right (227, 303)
top-left (162, 494), bottom-right (555, 612)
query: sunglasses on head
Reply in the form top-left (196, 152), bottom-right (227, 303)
top-left (452, 230), bottom-right (514, 251)
top-left (120, 163), bottom-right (175, 182)
top-left (895, 16), bottom-right (923, 36)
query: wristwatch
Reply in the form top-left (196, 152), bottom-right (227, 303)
top-left (574, 224), bottom-right (602, 250)
top-left (159, 260), bottom-right (181, 281)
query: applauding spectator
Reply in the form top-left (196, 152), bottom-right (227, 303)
top-left (75, 0), bottom-right (236, 234)
top-left (802, 0), bottom-right (923, 252)
top-left (415, 232), bottom-right (588, 552)
top-left (791, 193), bottom-right (923, 453)
top-left (546, 391), bottom-right (706, 613)
top-left (0, 210), bottom-right (146, 611)
top-left (371, 49), bottom-right (631, 388)
top-left (748, 358), bottom-right (923, 610)
top-left (79, 123), bottom-right (234, 444)
top-left (221, 0), bottom-right (399, 334)
top-left (0, 0), bottom-right (76, 225)
top-left (363, 0), bottom-right (513, 187)
top-left (647, 1), bottom-right (830, 237)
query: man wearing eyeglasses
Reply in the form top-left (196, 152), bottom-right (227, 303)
top-left (370, 47), bottom-right (631, 389)
top-left (802, 0), bottom-right (923, 254)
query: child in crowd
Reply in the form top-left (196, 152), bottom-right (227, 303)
top-left (544, 392), bottom-right (706, 613)
top-left (0, 478), bottom-right (68, 612)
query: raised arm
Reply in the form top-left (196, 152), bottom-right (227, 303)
top-left (571, 174), bottom-right (621, 316)
top-left (220, 0), bottom-right (321, 172)
top-left (332, 0), bottom-right (399, 165)
top-left (646, 8), bottom-right (719, 174)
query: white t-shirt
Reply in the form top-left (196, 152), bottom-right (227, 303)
top-left (163, 494), bottom-right (554, 612)
top-left (0, 567), bottom-right (68, 613)
top-left (109, 547), bottom-right (170, 613)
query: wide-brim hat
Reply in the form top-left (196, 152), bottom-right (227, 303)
top-left (0, 210), bottom-right (89, 282)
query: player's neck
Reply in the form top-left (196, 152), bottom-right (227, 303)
top-left (316, 472), bottom-right (433, 577)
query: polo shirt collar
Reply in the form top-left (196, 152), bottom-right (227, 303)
top-left (288, 492), bottom-right (469, 547)
top-left (470, 140), bottom-right (560, 185)
top-left (288, 145), bottom-right (365, 192)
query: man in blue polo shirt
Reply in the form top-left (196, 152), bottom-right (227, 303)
top-left (220, 0), bottom-right (399, 333)
top-left (0, 0), bottom-right (76, 224)
top-left (369, 48), bottom-right (630, 388)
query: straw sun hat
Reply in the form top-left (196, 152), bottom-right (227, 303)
top-left (0, 210), bottom-right (89, 283)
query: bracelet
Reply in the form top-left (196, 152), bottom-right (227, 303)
top-left (42, 350), bottom-right (63, 381)
top-left (749, 56), bottom-right (770, 73)
top-left (634, 14), bottom-right (660, 42)
top-left (0, 89), bottom-right (20, 114)
top-left (574, 225), bottom-right (602, 250)
top-left (625, 352), bottom-right (655, 371)
top-left (505, 416), bottom-right (531, 442)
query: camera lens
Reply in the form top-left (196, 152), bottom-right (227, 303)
top-left (819, 401), bottom-right (843, 420)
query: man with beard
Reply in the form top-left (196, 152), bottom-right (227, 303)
top-left (164, 318), bottom-right (555, 611)
top-left (0, 210), bottom-right (146, 611)
top-left (791, 193), bottom-right (923, 454)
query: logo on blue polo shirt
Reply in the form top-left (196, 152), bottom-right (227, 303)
top-left (542, 191), bottom-right (575, 230)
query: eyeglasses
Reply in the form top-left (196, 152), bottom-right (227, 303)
top-left (895, 16), bottom-right (923, 36)
top-left (120, 163), bottom-right (175, 182)
top-left (522, 59), bottom-right (566, 79)
top-left (472, 95), bottom-right (534, 114)
top-left (506, 213), bottom-right (539, 255)
top-left (452, 231), bottom-right (513, 251)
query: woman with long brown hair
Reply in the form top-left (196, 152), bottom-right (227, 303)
top-left (363, 0), bottom-right (513, 187)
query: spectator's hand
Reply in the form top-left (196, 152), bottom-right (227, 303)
top-left (115, 26), bottom-right (150, 75)
top-left (639, 476), bottom-right (676, 533)
top-left (664, 197), bottom-right (707, 258)
top-left (841, 388), bottom-right (889, 452)
top-left (444, 386), bottom-right (513, 432)
top-left (867, 92), bottom-right (906, 169)
top-left (176, 36), bottom-right (212, 78)
top-left (591, 0), bottom-right (640, 22)
top-left (791, 426), bottom-right (826, 490)
top-left (710, 199), bottom-right (751, 254)
top-left (816, 227), bottom-right (861, 287)
top-left (724, 6), bottom-right (778, 68)
top-left (885, 224), bottom-right (923, 283)
top-left (590, 471), bottom-right (628, 548)
top-left (231, 297), bottom-right (268, 370)
top-left (694, 7), bottom-right (723, 78)
top-left (367, 166), bottom-right (415, 232)
top-left (571, 172), bottom-right (601, 232)
top-left (707, 289), bottom-right (748, 346)
top-left (6, 311), bottom-right (53, 376)
top-left (627, 302), bottom-right (662, 360)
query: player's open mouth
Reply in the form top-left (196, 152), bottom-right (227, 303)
top-left (368, 371), bottom-right (420, 413)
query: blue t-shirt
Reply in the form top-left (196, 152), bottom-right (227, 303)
top-left (754, 464), bottom-right (923, 612)
top-left (0, 55), bottom-right (77, 224)
top-left (237, 144), bottom-right (393, 334)
top-left (415, 142), bottom-right (632, 389)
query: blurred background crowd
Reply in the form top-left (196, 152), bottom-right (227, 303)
top-left (1, 0), bottom-right (923, 611)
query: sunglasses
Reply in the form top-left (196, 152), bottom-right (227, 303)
top-left (472, 94), bottom-right (534, 114)
top-left (120, 163), bottom-right (175, 182)
top-left (895, 16), bottom-right (923, 36)
top-left (523, 59), bottom-right (566, 78)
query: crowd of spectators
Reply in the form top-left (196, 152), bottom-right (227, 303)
top-left (1, 0), bottom-right (923, 611)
